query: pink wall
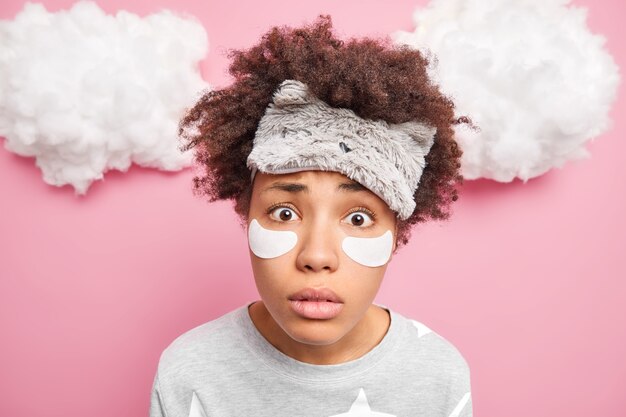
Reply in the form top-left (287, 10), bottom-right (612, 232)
top-left (1, 0), bottom-right (624, 416)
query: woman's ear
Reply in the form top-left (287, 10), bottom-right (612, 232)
top-left (392, 220), bottom-right (399, 253)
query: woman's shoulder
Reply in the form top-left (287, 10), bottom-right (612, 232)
top-left (155, 304), bottom-right (249, 376)
top-left (390, 307), bottom-right (471, 376)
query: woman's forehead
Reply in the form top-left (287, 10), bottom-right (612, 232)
top-left (255, 170), bottom-right (365, 191)
top-left (252, 170), bottom-right (395, 212)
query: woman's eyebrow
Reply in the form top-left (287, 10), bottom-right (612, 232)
top-left (337, 181), bottom-right (367, 192)
top-left (261, 181), bottom-right (367, 194)
top-left (262, 182), bottom-right (308, 194)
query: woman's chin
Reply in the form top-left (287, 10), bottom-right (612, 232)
top-left (281, 320), bottom-right (345, 346)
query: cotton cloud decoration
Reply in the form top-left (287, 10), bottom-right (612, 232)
top-left (392, 0), bottom-right (620, 182)
top-left (0, 1), bottom-right (209, 194)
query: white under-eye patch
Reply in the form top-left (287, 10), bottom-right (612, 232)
top-left (248, 218), bottom-right (297, 259)
top-left (342, 230), bottom-right (394, 267)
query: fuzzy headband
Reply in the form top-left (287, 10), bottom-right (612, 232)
top-left (246, 79), bottom-right (437, 220)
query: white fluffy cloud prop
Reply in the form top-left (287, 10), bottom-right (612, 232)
top-left (0, 1), bottom-right (209, 194)
top-left (392, 0), bottom-right (620, 182)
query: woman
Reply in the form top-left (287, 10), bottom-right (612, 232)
top-left (151, 15), bottom-right (472, 417)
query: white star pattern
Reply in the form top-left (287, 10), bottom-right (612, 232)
top-left (411, 319), bottom-right (433, 338)
top-left (329, 388), bottom-right (396, 417)
top-left (448, 392), bottom-right (471, 417)
top-left (188, 391), bottom-right (207, 417)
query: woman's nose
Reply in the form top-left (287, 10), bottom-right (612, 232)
top-left (295, 219), bottom-right (340, 273)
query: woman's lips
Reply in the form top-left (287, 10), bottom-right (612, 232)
top-left (289, 300), bottom-right (344, 319)
top-left (288, 287), bottom-right (344, 319)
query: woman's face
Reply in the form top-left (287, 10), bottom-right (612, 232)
top-left (247, 170), bottom-right (398, 347)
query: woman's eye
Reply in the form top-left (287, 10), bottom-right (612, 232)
top-left (343, 211), bottom-right (374, 227)
top-left (269, 206), bottom-right (300, 222)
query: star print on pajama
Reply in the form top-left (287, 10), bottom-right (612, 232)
top-left (329, 388), bottom-right (396, 416)
top-left (448, 392), bottom-right (471, 417)
top-left (411, 319), bottom-right (433, 338)
top-left (188, 392), bottom-right (207, 417)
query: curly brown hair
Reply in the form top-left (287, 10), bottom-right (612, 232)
top-left (178, 14), bottom-right (466, 251)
